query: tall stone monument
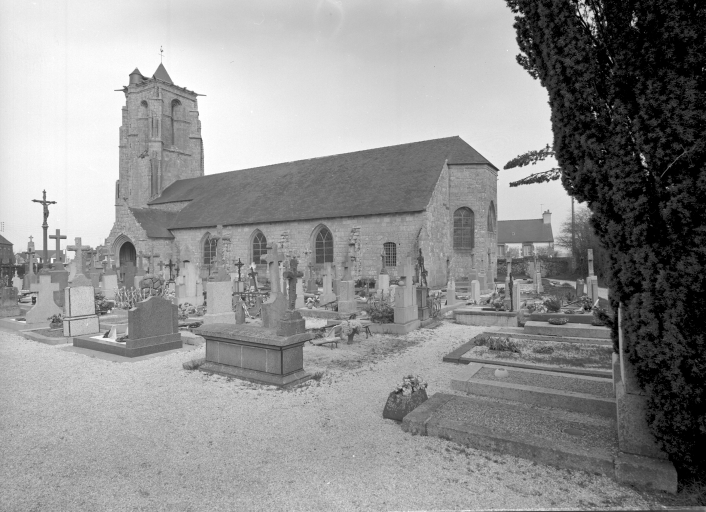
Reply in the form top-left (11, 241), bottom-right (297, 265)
top-left (63, 238), bottom-right (100, 336)
top-left (260, 243), bottom-right (287, 329)
top-left (392, 257), bottom-right (420, 334)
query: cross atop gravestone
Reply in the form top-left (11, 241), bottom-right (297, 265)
top-left (67, 237), bottom-right (92, 286)
top-left (26, 247), bottom-right (36, 276)
top-left (146, 246), bottom-right (161, 274)
top-left (165, 259), bottom-right (176, 281)
top-left (262, 243), bottom-right (284, 294)
top-left (234, 258), bottom-right (245, 281)
top-left (248, 262), bottom-right (259, 292)
top-left (48, 228), bottom-right (67, 270)
top-left (137, 250), bottom-right (147, 275)
top-left (587, 249), bottom-right (594, 276)
top-left (282, 256), bottom-right (302, 311)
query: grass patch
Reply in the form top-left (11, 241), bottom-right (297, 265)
top-left (473, 334), bottom-right (521, 353)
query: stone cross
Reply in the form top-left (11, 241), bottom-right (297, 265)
top-left (48, 228), bottom-right (67, 269)
top-left (417, 248), bottom-right (428, 287)
top-left (67, 238), bottom-right (91, 277)
top-left (380, 248), bottom-right (387, 275)
top-left (282, 256), bottom-right (302, 310)
top-left (26, 247), bottom-right (36, 276)
top-left (146, 246), bottom-right (161, 274)
top-left (303, 248), bottom-right (312, 279)
top-left (261, 243), bottom-right (284, 294)
top-left (165, 259), bottom-right (176, 281)
top-left (31, 189), bottom-right (57, 265)
top-left (587, 249), bottom-right (594, 276)
top-left (234, 258), bottom-right (245, 281)
top-left (342, 252), bottom-right (354, 281)
top-left (212, 225), bottom-right (230, 270)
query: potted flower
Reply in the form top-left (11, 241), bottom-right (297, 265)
top-left (339, 317), bottom-right (362, 343)
top-left (48, 314), bottom-right (63, 329)
top-left (382, 374), bottom-right (429, 421)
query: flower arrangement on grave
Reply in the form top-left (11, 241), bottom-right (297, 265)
top-left (527, 301), bottom-right (547, 314)
top-left (383, 374), bottom-right (429, 421)
top-left (393, 374), bottom-right (428, 396)
top-left (48, 314), bottom-right (63, 328)
top-left (543, 297), bottom-right (561, 313)
top-left (339, 318), bottom-right (363, 342)
top-left (548, 317), bottom-right (569, 325)
top-left (592, 302), bottom-right (612, 327)
top-left (578, 295), bottom-right (594, 311)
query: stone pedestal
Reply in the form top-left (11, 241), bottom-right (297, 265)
top-left (512, 282), bottom-right (522, 311)
top-left (319, 264), bottom-right (336, 304)
top-left (535, 272), bottom-right (543, 293)
top-left (50, 268), bottom-right (69, 308)
top-left (477, 272), bottom-right (487, 293)
top-left (0, 286), bottom-right (20, 318)
top-left (63, 285), bottom-right (100, 336)
top-left (203, 280), bottom-right (235, 325)
top-left (613, 308), bottom-right (677, 493)
top-left (306, 278), bottom-right (318, 294)
top-left (234, 297), bottom-right (246, 324)
top-left (393, 283), bottom-right (419, 333)
top-left (12, 275), bottom-right (22, 290)
top-left (470, 280), bottom-right (480, 302)
top-left (277, 310), bottom-right (307, 337)
top-left (337, 280), bottom-right (357, 316)
top-left (416, 286), bottom-right (430, 321)
top-left (261, 292), bottom-right (288, 329)
top-left (233, 281), bottom-right (246, 293)
top-left (196, 323), bottom-right (313, 388)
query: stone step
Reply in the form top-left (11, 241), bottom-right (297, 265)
top-left (451, 363), bottom-right (616, 419)
top-left (523, 320), bottom-right (611, 340)
top-left (402, 392), bottom-right (617, 476)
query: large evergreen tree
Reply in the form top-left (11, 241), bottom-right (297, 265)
top-left (505, 0), bottom-right (706, 473)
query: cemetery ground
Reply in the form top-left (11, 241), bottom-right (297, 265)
top-left (0, 321), bottom-right (699, 511)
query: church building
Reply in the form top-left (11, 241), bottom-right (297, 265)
top-left (105, 64), bottom-right (499, 291)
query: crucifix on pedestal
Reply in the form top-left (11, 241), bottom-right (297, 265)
top-left (31, 190), bottom-right (57, 266)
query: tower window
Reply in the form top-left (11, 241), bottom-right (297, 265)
top-left (454, 207), bottom-right (475, 250)
top-left (488, 201), bottom-right (496, 233)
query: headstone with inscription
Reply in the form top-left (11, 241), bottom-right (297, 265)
top-left (319, 262), bottom-right (336, 305)
top-left (0, 280), bottom-right (20, 318)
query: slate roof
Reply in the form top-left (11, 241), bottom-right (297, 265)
top-left (130, 208), bottom-right (177, 239)
top-left (0, 234), bottom-right (11, 246)
top-left (497, 219), bottom-right (554, 244)
top-left (152, 63), bottom-right (173, 84)
top-left (149, 136), bottom-right (497, 230)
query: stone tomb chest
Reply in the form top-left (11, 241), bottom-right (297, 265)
top-left (73, 295), bottom-right (182, 357)
top-left (195, 323), bottom-right (313, 388)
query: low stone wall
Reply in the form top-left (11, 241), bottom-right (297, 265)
top-left (454, 308), bottom-right (518, 327)
top-left (529, 313), bottom-right (595, 325)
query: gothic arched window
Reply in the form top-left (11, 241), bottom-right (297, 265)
top-left (203, 235), bottom-right (218, 267)
top-left (453, 207), bottom-right (475, 250)
top-left (315, 226), bottom-right (334, 264)
top-left (487, 201), bottom-right (496, 233)
top-left (383, 242), bottom-right (397, 267)
top-left (252, 231), bottom-right (267, 265)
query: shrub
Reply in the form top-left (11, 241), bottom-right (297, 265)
top-left (543, 297), bottom-right (561, 313)
top-left (364, 298), bottom-right (394, 324)
top-left (355, 277), bottom-right (376, 288)
top-left (474, 335), bottom-right (521, 354)
top-left (182, 358), bottom-right (205, 371)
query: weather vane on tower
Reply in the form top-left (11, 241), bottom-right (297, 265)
top-left (159, 46), bottom-right (164, 63)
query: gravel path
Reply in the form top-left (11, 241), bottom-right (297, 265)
top-left (0, 322), bottom-right (655, 511)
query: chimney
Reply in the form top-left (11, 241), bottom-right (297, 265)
top-left (543, 210), bottom-right (552, 224)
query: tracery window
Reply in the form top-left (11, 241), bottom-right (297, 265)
top-left (315, 226), bottom-right (334, 264)
top-left (203, 236), bottom-right (218, 267)
top-left (252, 231), bottom-right (267, 265)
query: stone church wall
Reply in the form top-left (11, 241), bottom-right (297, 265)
top-left (448, 163), bottom-right (498, 282)
top-left (169, 211), bottom-right (427, 284)
top-left (419, 163), bottom-right (452, 287)
top-left (105, 204), bottom-right (173, 271)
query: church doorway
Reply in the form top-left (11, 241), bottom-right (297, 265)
top-left (119, 241), bottom-right (136, 266)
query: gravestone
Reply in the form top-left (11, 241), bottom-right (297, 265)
top-left (295, 278), bottom-right (305, 309)
top-left (477, 270), bottom-right (487, 293)
top-left (319, 262), bottom-right (336, 305)
top-left (535, 271), bottom-right (543, 293)
top-left (101, 259), bottom-right (119, 297)
top-left (260, 244), bottom-right (287, 329)
top-left (277, 256), bottom-right (307, 337)
top-left (234, 295), bottom-right (246, 324)
top-left (66, 238), bottom-right (92, 287)
top-left (203, 280), bottom-right (235, 324)
top-left (576, 278), bottom-right (585, 296)
top-left (614, 307), bottom-right (677, 492)
top-left (470, 280), bottom-right (481, 303)
top-left (63, 282), bottom-right (100, 336)
top-left (305, 257), bottom-right (318, 294)
top-left (446, 278), bottom-right (456, 306)
top-left (25, 272), bottom-right (62, 328)
top-left (12, 271), bottom-right (22, 291)
top-left (120, 262), bottom-right (137, 291)
top-left (377, 272), bottom-right (390, 297)
top-left (66, 260), bottom-right (76, 284)
top-left (512, 281), bottom-right (522, 312)
top-left (393, 257), bottom-right (419, 333)
top-left (337, 254), bottom-right (357, 315)
top-left (0, 281), bottom-right (20, 318)
top-left (73, 295), bottom-right (181, 357)
top-left (49, 266), bottom-right (69, 309)
top-left (416, 286), bottom-right (430, 321)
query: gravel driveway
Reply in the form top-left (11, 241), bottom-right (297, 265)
top-left (0, 323), bottom-right (656, 511)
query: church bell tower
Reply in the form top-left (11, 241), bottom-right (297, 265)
top-left (115, 63), bottom-right (204, 210)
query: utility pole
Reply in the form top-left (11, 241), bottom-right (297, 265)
top-left (571, 197), bottom-right (576, 270)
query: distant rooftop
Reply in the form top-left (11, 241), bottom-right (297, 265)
top-left (497, 218), bottom-right (554, 244)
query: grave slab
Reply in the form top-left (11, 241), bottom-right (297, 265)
top-left (195, 323), bottom-right (313, 388)
top-left (524, 321), bottom-right (611, 339)
top-left (63, 285), bottom-right (100, 336)
top-left (454, 308), bottom-right (518, 327)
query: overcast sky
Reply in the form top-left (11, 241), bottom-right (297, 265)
top-left (0, 0), bottom-right (571, 254)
